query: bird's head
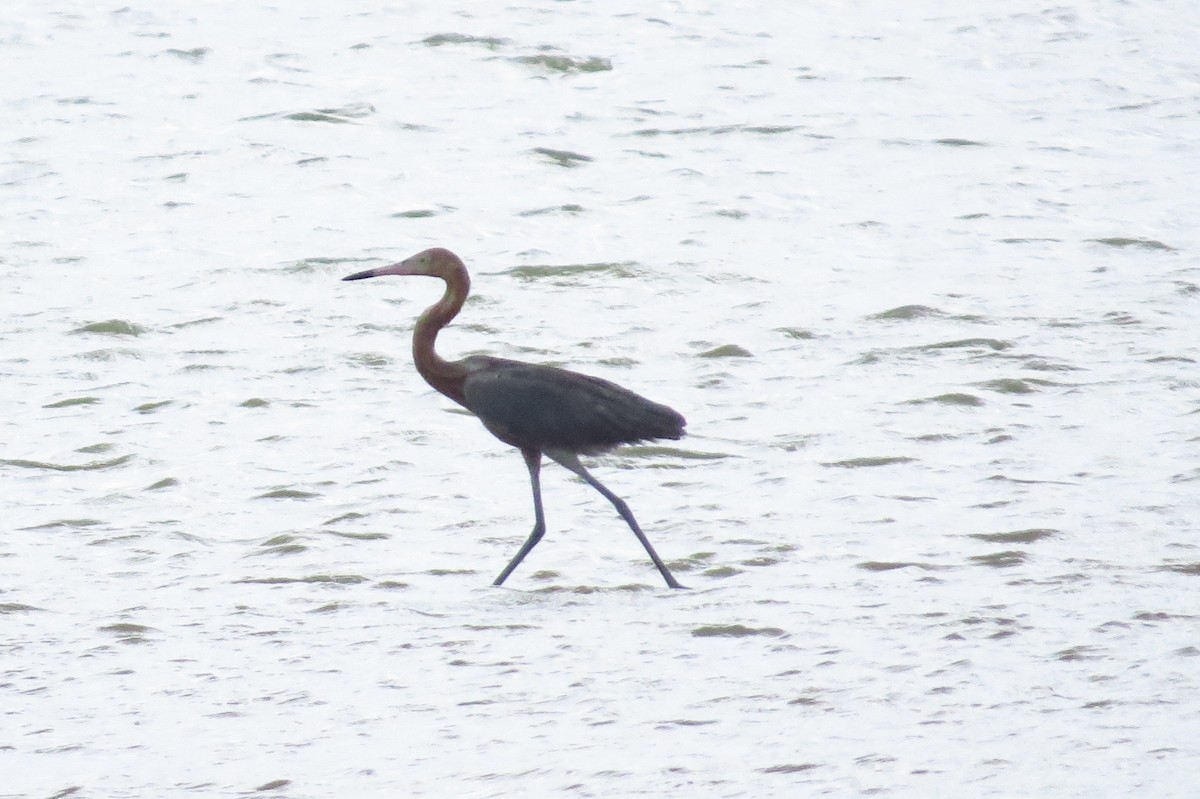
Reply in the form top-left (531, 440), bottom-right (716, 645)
top-left (343, 247), bottom-right (464, 282)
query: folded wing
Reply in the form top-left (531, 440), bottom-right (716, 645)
top-left (461, 358), bottom-right (686, 454)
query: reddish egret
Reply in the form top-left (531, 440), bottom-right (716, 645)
top-left (343, 248), bottom-right (686, 589)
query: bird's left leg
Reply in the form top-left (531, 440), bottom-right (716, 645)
top-left (546, 449), bottom-right (685, 589)
top-left (493, 447), bottom-right (547, 586)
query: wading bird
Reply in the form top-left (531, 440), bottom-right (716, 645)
top-left (343, 248), bottom-right (686, 589)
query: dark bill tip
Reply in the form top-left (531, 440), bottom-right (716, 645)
top-left (342, 269), bottom-right (377, 281)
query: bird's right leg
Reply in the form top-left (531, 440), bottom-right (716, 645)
top-left (492, 447), bottom-right (547, 586)
top-left (545, 449), bottom-right (686, 590)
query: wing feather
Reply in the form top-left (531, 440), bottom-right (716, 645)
top-left (461, 358), bottom-right (685, 453)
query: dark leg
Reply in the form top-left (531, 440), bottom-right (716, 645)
top-left (546, 450), bottom-right (686, 589)
top-left (493, 448), bottom-right (547, 586)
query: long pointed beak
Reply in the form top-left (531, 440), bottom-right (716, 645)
top-left (342, 260), bottom-right (412, 282)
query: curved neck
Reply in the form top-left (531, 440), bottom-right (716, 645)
top-left (412, 262), bottom-right (470, 405)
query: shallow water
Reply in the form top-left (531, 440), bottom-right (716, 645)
top-left (3, 1), bottom-right (1199, 796)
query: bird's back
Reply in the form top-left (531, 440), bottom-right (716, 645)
top-left (460, 356), bottom-right (685, 455)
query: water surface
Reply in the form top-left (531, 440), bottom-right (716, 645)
top-left (3, 2), bottom-right (1198, 796)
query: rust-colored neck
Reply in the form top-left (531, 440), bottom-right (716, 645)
top-left (412, 257), bottom-right (471, 405)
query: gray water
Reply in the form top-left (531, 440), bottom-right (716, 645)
top-left (3, 2), bottom-right (1198, 796)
